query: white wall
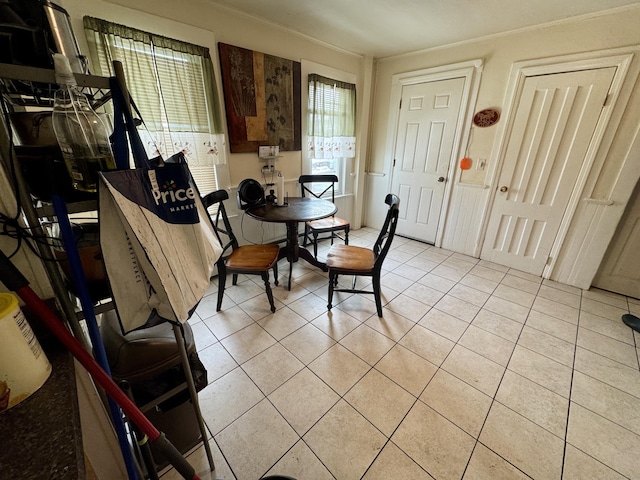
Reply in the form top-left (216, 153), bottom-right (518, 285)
top-left (367, 6), bottom-right (640, 288)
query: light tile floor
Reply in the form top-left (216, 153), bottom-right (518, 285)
top-left (161, 227), bottom-right (640, 480)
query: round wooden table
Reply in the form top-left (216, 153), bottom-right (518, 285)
top-left (246, 197), bottom-right (337, 290)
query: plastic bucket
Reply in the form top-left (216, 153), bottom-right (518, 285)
top-left (0, 293), bottom-right (52, 411)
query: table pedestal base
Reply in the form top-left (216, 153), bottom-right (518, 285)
top-left (278, 222), bottom-right (328, 290)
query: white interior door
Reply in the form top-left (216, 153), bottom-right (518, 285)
top-left (391, 77), bottom-right (465, 243)
top-left (481, 67), bottom-right (616, 275)
top-left (593, 183), bottom-right (640, 298)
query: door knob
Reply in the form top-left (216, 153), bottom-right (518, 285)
top-left (437, 177), bottom-right (446, 183)
top-left (499, 186), bottom-right (508, 193)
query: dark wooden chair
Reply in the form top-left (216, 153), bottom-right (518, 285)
top-left (202, 189), bottom-right (279, 313)
top-left (326, 193), bottom-right (400, 317)
top-left (299, 174), bottom-right (350, 258)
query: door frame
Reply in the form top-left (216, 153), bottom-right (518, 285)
top-left (479, 49), bottom-right (633, 278)
top-left (384, 59), bottom-right (483, 246)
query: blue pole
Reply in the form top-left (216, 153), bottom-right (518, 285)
top-left (51, 195), bottom-right (139, 480)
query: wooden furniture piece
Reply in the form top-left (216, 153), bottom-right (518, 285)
top-left (326, 194), bottom-right (400, 317)
top-left (299, 174), bottom-right (350, 259)
top-left (203, 189), bottom-right (280, 312)
top-left (245, 196), bottom-right (337, 290)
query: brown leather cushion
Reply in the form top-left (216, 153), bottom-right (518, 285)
top-left (100, 309), bottom-right (195, 383)
top-left (326, 244), bottom-right (375, 272)
top-left (225, 244), bottom-right (279, 271)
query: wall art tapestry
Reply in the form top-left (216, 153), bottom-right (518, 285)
top-left (218, 43), bottom-right (301, 153)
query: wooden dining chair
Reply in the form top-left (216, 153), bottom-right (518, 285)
top-left (299, 174), bottom-right (350, 258)
top-left (202, 189), bottom-right (280, 313)
top-left (326, 193), bottom-right (400, 317)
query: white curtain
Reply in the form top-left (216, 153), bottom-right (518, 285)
top-left (307, 74), bottom-right (356, 159)
top-left (83, 17), bottom-right (226, 194)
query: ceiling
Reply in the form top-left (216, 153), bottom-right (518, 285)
top-left (205, 0), bottom-right (640, 58)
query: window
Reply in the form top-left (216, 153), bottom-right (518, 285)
top-left (306, 74), bottom-right (356, 195)
top-left (83, 17), bottom-right (226, 195)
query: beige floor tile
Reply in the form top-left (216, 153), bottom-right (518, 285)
top-left (541, 278), bottom-right (582, 296)
top-left (483, 296), bottom-right (530, 323)
top-left (404, 282), bottom-right (447, 306)
top-left (385, 293), bottom-right (432, 320)
top-left (507, 268), bottom-right (544, 285)
top-left (199, 368), bottom-right (265, 435)
top-left (197, 341), bottom-right (238, 384)
top-left (160, 439), bottom-right (234, 480)
top-left (255, 307), bottom-right (308, 340)
top-left (265, 440), bottom-right (334, 480)
top-left (268, 368), bottom-right (339, 435)
top-left (419, 308), bottom-right (470, 342)
top-left (286, 271), bottom-right (325, 297)
top-left (477, 259), bottom-right (510, 272)
top-left (241, 343), bottom-right (304, 395)
top-left (392, 401), bottom-right (475, 480)
top-left (562, 444), bottom-right (628, 480)
top-left (448, 283), bottom-right (491, 307)
top-left (508, 345), bottom-right (573, 398)
top-left (375, 345), bottom-right (438, 397)
top-left (202, 306), bottom-right (255, 340)
top-left (459, 273), bottom-right (499, 294)
top-left (431, 264), bottom-right (467, 283)
top-left (219, 322), bottom-right (276, 364)
top-left (463, 443), bottom-right (530, 480)
top-left (574, 347), bottom-right (640, 399)
top-left (583, 288), bottom-right (629, 309)
top-left (577, 327), bottom-right (639, 368)
top-left (532, 296), bottom-right (580, 324)
top-left (581, 297), bottom-right (629, 321)
top-left (214, 399), bottom-right (298, 480)
top-left (493, 283), bottom-right (536, 308)
top-left (381, 271), bottom-right (417, 291)
top-left (311, 307), bottom-right (362, 340)
top-left (345, 369), bottom-right (415, 437)
top-left (517, 325), bottom-right (576, 367)
top-left (238, 294), bottom-right (284, 321)
top-left (219, 278), bottom-right (265, 305)
top-left (479, 402), bottom-right (564, 480)
top-left (536, 284), bottom-right (581, 309)
top-left (279, 323), bottom-right (336, 364)
top-left (420, 369), bottom-right (492, 437)
top-left (365, 310), bottom-right (416, 341)
top-left (524, 309), bottom-right (577, 344)
top-left (399, 324), bottom-right (455, 366)
top-left (458, 325), bottom-right (516, 366)
top-left (433, 294), bottom-right (481, 322)
top-left (308, 343), bottom-right (370, 395)
top-left (469, 264), bottom-right (507, 283)
top-left (190, 321), bottom-right (218, 349)
top-left (288, 292), bottom-right (333, 321)
top-left (304, 400), bottom-right (387, 480)
top-left (418, 272), bottom-right (457, 292)
top-left (471, 309), bottom-right (523, 343)
top-left (571, 371), bottom-right (640, 436)
top-left (441, 345), bottom-right (505, 397)
top-left (363, 441), bottom-right (434, 479)
top-left (418, 248), bottom-right (452, 264)
top-left (579, 310), bottom-right (636, 345)
top-left (341, 323), bottom-right (397, 365)
top-left (567, 402), bottom-right (640, 479)
top-left (335, 294), bottom-right (380, 321)
top-left (495, 370), bottom-right (568, 438)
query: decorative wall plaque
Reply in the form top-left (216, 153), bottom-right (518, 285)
top-left (473, 108), bottom-right (500, 127)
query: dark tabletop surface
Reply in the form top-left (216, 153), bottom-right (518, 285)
top-left (245, 197), bottom-right (336, 223)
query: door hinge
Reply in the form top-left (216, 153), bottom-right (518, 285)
top-left (546, 256), bottom-right (553, 266)
top-left (393, 158), bottom-right (396, 167)
top-left (399, 98), bottom-right (402, 109)
top-left (603, 94), bottom-right (611, 107)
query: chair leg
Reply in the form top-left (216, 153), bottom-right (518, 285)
top-left (302, 225), bottom-right (310, 246)
top-left (344, 226), bottom-right (349, 245)
top-left (232, 273), bottom-right (239, 286)
top-left (327, 271), bottom-right (335, 311)
top-left (261, 272), bottom-right (276, 313)
top-left (217, 270), bottom-right (226, 311)
top-left (372, 274), bottom-right (383, 317)
top-left (273, 261), bottom-right (279, 286)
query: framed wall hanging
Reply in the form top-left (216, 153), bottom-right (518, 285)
top-left (218, 43), bottom-right (301, 153)
top-left (473, 108), bottom-right (500, 127)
